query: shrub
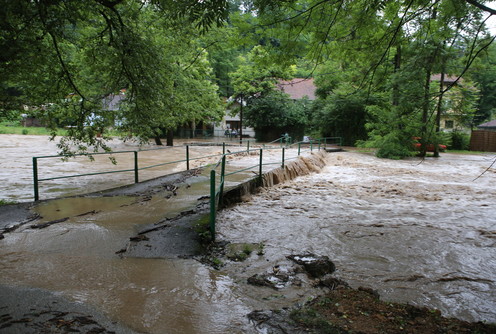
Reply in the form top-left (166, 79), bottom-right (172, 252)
top-left (357, 131), bottom-right (414, 160)
top-left (450, 131), bottom-right (470, 150)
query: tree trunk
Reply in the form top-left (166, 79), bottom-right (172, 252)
top-left (420, 66), bottom-right (432, 157)
top-left (392, 45), bottom-right (401, 107)
top-left (166, 129), bottom-right (174, 146)
top-left (154, 136), bottom-right (163, 145)
top-left (420, 8), bottom-right (438, 157)
top-left (434, 71), bottom-right (445, 158)
top-left (154, 130), bottom-right (163, 145)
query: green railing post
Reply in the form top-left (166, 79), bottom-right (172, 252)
top-left (219, 155), bottom-right (226, 206)
top-left (134, 151), bottom-right (139, 183)
top-left (310, 141), bottom-right (313, 152)
top-left (282, 147), bottom-right (285, 169)
top-left (259, 148), bottom-right (263, 185)
top-left (298, 142), bottom-right (301, 156)
top-left (318, 139), bottom-right (321, 151)
top-left (186, 145), bottom-right (190, 170)
top-left (223, 142), bottom-right (225, 155)
top-left (247, 140), bottom-right (250, 153)
top-left (210, 169), bottom-right (216, 241)
top-left (33, 157), bottom-right (39, 201)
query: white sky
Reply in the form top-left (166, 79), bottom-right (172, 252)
top-left (486, 2), bottom-right (496, 35)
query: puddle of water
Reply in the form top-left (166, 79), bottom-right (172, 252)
top-left (0, 249), bottom-right (253, 333)
top-left (0, 195), bottom-right (256, 333)
top-left (34, 196), bottom-right (135, 221)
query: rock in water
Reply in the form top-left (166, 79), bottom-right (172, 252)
top-left (287, 253), bottom-right (336, 278)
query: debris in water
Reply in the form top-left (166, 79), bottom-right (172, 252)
top-left (247, 265), bottom-right (303, 290)
top-left (316, 277), bottom-right (350, 290)
top-left (129, 235), bottom-right (149, 242)
top-left (75, 210), bottom-right (100, 217)
top-left (30, 217), bottom-right (69, 229)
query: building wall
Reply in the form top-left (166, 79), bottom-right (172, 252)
top-left (213, 110), bottom-right (255, 137)
top-left (439, 115), bottom-right (471, 133)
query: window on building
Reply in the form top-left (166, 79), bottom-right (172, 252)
top-left (445, 120), bottom-right (454, 129)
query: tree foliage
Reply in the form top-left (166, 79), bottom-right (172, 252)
top-left (228, 46), bottom-right (311, 140)
top-left (239, 0), bottom-right (495, 157)
top-left (244, 90), bottom-right (312, 141)
top-left (469, 43), bottom-right (496, 124)
top-left (0, 0), bottom-right (225, 152)
top-left (3, 0), bottom-right (496, 157)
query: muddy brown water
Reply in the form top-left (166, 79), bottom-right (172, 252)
top-left (1, 134), bottom-right (266, 202)
top-left (217, 151), bottom-right (496, 324)
top-left (0, 134), bottom-right (314, 333)
top-left (1, 134), bottom-right (495, 331)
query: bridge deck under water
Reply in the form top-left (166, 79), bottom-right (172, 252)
top-left (0, 143), bottom-right (328, 334)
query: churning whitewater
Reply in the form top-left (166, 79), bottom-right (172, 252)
top-left (217, 150), bottom-right (496, 323)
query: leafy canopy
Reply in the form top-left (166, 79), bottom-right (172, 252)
top-left (0, 0), bottom-right (226, 153)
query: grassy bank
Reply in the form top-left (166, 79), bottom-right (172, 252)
top-left (0, 122), bottom-right (65, 136)
top-left (0, 122), bottom-right (120, 137)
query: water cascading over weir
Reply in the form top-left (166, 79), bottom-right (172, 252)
top-left (112, 150), bottom-right (330, 259)
top-left (220, 151), bottom-right (328, 209)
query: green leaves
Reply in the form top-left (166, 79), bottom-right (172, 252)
top-left (1, 0), bottom-right (225, 152)
top-left (230, 46), bottom-right (295, 97)
top-left (153, 0), bottom-right (229, 32)
top-left (243, 90), bottom-right (311, 141)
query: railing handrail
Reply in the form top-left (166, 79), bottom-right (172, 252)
top-left (208, 136), bottom-right (342, 240)
top-left (266, 137), bottom-right (284, 145)
top-left (31, 136), bottom-right (340, 242)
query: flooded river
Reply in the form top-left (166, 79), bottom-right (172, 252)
top-left (218, 151), bottom-right (496, 323)
top-left (0, 134), bottom-right (239, 202)
top-left (0, 134), bottom-right (311, 333)
top-left (1, 134), bottom-right (495, 332)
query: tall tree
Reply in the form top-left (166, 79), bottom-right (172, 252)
top-left (469, 43), bottom-right (496, 124)
top-left (247, 0), bottom-right (493, 157)
top-left (229, 45), bottom-right (296, 141)
top-left (0, 0), bottom-right (226, 153)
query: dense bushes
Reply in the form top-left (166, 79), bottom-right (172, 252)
top-left (449, 131), bottom-right (470, 150)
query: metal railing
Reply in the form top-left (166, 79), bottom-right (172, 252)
top-left (208, 137), bottom-right (341, 240)
top-left (32, 136), bottom-right (341, 241)
top-left (33, 142), bottom-right (250, 201)
top-left (209, 148), bottom-right (263, 241)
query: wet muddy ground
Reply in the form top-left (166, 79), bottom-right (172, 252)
top-left (0, 134), bottom-right (323, 333)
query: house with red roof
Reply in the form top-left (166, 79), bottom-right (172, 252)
top-left (276, 78), bottom-right (316, 100)
top-left (213, 78), bottom-right (317, 138)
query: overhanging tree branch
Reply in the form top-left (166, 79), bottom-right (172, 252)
top-left (465, 0), bottom-right (496, 15)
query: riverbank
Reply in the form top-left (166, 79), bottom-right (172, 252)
top-left (250, 286), bottom-right (496, 333)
